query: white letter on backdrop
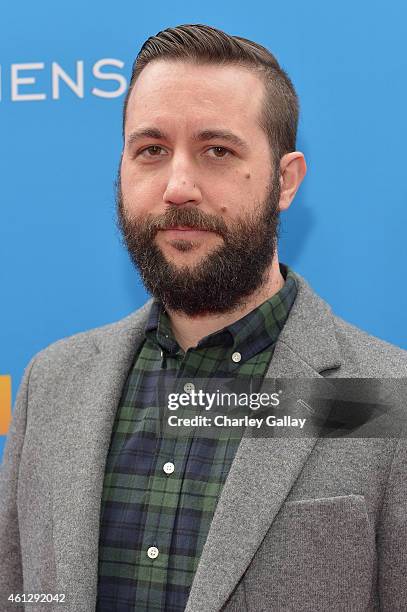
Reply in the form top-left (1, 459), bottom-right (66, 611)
top-left (11, 63), bottom-right (46, 101)
top-left (92, 58), bottom-right (127, 98)
top-left (52, 61), bottom-right (84, 100)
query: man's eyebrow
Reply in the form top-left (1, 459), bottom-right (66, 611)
top-left (126, 128), bottom-right (166, 148)
top-left (192, 129), bottom-right (249, 151)
top-left (126, 127), bottom-right (249, 151)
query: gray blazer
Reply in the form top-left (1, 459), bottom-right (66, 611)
top-left (1, 273), bottom-right (407, 611)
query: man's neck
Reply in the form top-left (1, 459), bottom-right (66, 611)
top-left (166, 256), bottom-right (285, 352)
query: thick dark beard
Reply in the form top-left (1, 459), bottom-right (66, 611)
top-left (116, 170), bottom-right (281, 316)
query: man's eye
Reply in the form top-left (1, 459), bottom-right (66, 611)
top-left (139, 146), bottom-right (166, 157)
top-left (208, 146), bottom-right (231, 159)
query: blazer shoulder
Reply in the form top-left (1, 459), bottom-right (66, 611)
top-left (332, 314), bottom-right (407, 376)
top-left (30, 299), bottom-right (153, 369)
top-left (287, 270), bottom-right (407, 377)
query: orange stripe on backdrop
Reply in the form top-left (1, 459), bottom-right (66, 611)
top-left (0, 376), bottom-right (12, 435)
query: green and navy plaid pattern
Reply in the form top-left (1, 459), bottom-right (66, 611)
top-left (96, 264), bottom-right (298, 611)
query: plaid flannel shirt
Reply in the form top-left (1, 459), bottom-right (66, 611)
top-left (96, 264), bottom-right (298, 611)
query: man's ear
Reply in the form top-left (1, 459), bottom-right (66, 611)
top-left (278, 152), bottom-right (307, 211)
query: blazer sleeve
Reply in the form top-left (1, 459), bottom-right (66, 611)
top-left (378, 435), bottom-right (407, 610)
top-left (0, 358), bottom-right (36, 610)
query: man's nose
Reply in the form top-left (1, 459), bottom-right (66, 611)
top-left (162, 159), bottom-right (202, 206)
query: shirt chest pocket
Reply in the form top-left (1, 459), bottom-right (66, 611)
top-left (242, 495), bottom-right (376, 612)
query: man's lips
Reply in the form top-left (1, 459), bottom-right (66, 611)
top-left (159, 226), bottom-right (214, 237)
top-left (162, 226), bottom-right (210, 231)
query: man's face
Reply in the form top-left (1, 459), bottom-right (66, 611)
top-left (119, 60), bottom-right (281, 315)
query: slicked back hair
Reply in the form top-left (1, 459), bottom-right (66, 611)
top-left (122, 24), bottom-right (299, 164)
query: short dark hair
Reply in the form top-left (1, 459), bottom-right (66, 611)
top-left (123, 24), bottom-right (299, 163)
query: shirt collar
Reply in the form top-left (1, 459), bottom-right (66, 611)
top-left (145, 263), bottom-right (298, 364)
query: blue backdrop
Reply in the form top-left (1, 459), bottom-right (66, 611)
top-left (1, 0), bottom-right (406, 462)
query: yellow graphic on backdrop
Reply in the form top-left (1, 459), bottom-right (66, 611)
top-left (0, 376), bottom-right (12, 435)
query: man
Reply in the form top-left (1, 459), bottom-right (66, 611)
top-left (1, 23), bottom-right (407, 612)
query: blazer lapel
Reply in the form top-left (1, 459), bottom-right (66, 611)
top-left (52, 304), bottom-right (152, 609)
top-left (185, 276), bottom-right (342, 612)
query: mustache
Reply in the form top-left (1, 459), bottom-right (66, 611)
top-left (140, 207), bottom-right (229, 238)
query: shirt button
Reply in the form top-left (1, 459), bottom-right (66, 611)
top-left (231, 351), bottom-right (242, 363)
top-left (163, 462), bottom-right (175, 475)
top-left (147, 546), bottom-right (159, 559)
top-left (184, 382), bottom-right (195, 393)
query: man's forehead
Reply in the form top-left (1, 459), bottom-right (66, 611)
top-left (130, 58), bottom-right (264, 94)
top-left (125, 60), bottom-right (266, 138)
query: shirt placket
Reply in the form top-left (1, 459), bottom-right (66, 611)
top-left (140, 350), bottom-right (198, 609)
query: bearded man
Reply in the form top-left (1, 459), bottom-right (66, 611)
top-left (1, 23), bottom-right (407, 612)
